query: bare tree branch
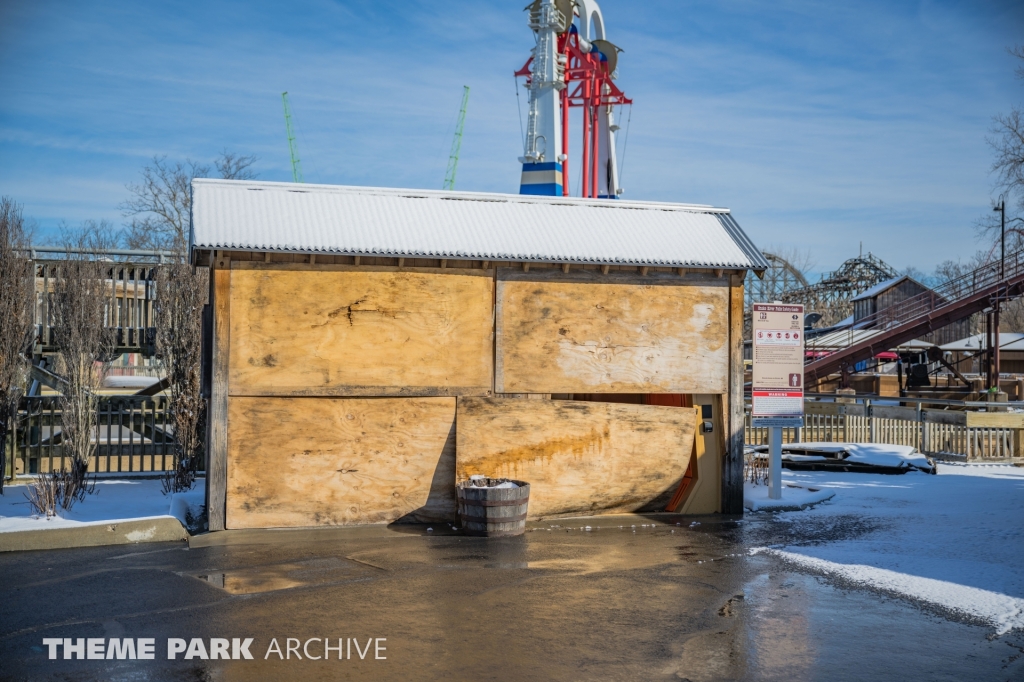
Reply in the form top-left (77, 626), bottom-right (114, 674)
top-left (0, 198), bottom-right (35, 493)
top-left (120, 151), bottom-right (258, 252)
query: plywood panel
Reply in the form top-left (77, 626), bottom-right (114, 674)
top-left (228, 266), bottom-right (493, 396)
top-left (495, 270), bottom-right (729, 394)
top-left (226, 397), bottom-right (457, 528)
top-left (456, 397), bottom-right (696, 518)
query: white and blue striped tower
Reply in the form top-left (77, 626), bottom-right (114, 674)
top-left (519, 0), bottom-right (566, 196)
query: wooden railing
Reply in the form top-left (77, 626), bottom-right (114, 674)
top-left (32, 261), bottom-right (159, 354)
top-left (744, 400), bottom-right (1020, 461)
top-left (3, 395), bottom-right (194, 479)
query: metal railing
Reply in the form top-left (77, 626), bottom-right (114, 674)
top-left (806, 247), bottom-right (1024, 360)
top-left (4, 395), bottom-right (190, 479)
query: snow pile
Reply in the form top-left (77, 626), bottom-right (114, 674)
top-left (0, 478), bottom-right (205, 534)
top-left (744, 483), bottom-right (834, 512)
top-left (751, 442), bottom-right (935, 473)
top-left (168, 490), bottom-right (208, 533)
top-left (466, 476), bottom-right (520, 489)
top-left (754, 548), bottom-right (1024, 635)
top-left (752, 462), bottom-right (1024, 634)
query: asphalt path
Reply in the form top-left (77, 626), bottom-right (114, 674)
top-left (1, 514), bottom-right (1020, 681)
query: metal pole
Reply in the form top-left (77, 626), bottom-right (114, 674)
top-left (561, 83), bottom-right (569, 197)
top-left (585, 90), bottom-right (593, 196)
top-left (768, 426), bottom-right (782, 500)
top-left (997, 197), bottom-right (1005, 387)
top-left (1000, 197), bottom-right (1005, 280)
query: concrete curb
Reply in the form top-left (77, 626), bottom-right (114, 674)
top-left (0, 517), bottom-right (188, 553)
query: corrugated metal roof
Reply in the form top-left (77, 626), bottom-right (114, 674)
top-left (189, 179), bottom-right (769, 270)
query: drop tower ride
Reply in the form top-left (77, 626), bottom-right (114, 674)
top-left (516, 0), bottom-right (631, 198)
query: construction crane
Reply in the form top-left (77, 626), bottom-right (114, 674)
top-left (443, 86), bottom-right (470, 191)
top-left (281, 92), bottom-right (304, 183)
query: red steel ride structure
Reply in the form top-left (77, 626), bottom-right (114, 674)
top-left (516, 22), bottom-right (631, 199)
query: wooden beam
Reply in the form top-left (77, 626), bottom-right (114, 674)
top-left (482, 260), bottom-right (490, 270)
top-left (562, 263), bottom-right (570, 273)
top-left (723, 280), bottom-right (745, 514)
top-left (601, 264), bottom-right (610, 275)
top-left (640, 266), bottom-right (649, 276)
top-left (398, 257), bottom-right (405, 267)
top-left (523, 262), bottom-right (530, 273)
top-left (207, 258), bottom-right (231, 531)
top-left (308, 254), bottom-right (316, 265)
top-left (440, 259), bottom-right (447, 269)
top-left (353, 256), bottom-right (361, 266)
top-left (677, 267), bottom-right (687, 277)
top-left (714, 268), bottom-right (724, 278)
top-left (264, 252), bottom-right (271, 263)
top-left (133, 377), bottom-right (169, 396)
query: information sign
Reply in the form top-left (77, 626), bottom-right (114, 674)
top-left (751, 303), bottom-right (805, 427)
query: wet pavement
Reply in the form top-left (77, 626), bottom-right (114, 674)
top-left (1, 513), bottom-right (1022, 681)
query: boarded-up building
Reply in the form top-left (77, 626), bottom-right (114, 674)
top-left (190, 180), bottom-right (768, 530)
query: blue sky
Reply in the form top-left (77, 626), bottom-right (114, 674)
top-left (1, 0), bottom-right (1022, 273)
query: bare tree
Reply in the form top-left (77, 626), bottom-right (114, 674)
top-left (156, 262), bottom-right (207, 494)
top-left (0, 198), bottom-right (35, 493)
top-left (980, 46), bottom-right (1024, 251)
top-left (121, 151), bottom-right (257, 251)
top-left (36, 240), bottom-right (116, 513)
top-left (122, 151), bottom-right (257, 493)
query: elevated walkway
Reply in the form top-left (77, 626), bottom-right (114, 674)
top-left (805, 249), bottom-right (1024, 386)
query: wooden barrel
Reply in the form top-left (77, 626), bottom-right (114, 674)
top-left (457, 479), bottom-right (530, 537)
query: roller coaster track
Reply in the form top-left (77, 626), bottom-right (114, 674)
top-left (804, 248), bottom-right (1024, 387)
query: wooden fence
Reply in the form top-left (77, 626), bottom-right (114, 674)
top-left (4, 395), bottom-right (184, 479)
top-left (745, 400), bottom-right (1021, 461)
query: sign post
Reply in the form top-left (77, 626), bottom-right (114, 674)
top-left (751, 303), bottom-right (805, 500)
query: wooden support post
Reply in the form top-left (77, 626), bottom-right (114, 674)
top-left (562, 263), bottom-right (570, 274)
top-left (677, 267), bottom-right (687, 277)
top-left (723, 276), bottom-right (745, 514)
top-left (482, 260), bottom-right (490, 270)
top-left (601, 264), bottom-right (610, 275)
top-left (308, 253), bottom-right (316, 264)
top-left (440, 259), bottom-right (447, 269)
top-left (639, 266), bottom-right (649, 276)
top-left (206, 256), bottom-right (231, 531)
top-left (398, 257), bottom-right (405, 267)
top-left (353, 256), bottom-right (361, 266)
top-left (715, 268), bottom-right (724, 278)
top-left (264, 252), bottom-right (271, 263)
top-left (523, 262), bottom-right (530, 273)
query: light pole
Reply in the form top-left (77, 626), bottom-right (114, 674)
top-left (996, 195), bottom-right (1006, 279)
top-left (994, 196), bottom-right (1006, 392)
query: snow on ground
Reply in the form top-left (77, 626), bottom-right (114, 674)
top-left (0, 478), bottom-right (205, 533)
top-left (744, 482), bottom-right (834, 511)
top-left (750, 461), bottom-right (1024, 634)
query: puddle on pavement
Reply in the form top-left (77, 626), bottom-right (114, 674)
top-left (197, 557), bottom-right (377, 595)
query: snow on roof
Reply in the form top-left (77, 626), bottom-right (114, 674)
top-left (940, 333), bottom-right (1024, 352)
top-left (850, 276), bottom-right (910, 302)
top-left (189, 179), bottom-right (769, 270)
